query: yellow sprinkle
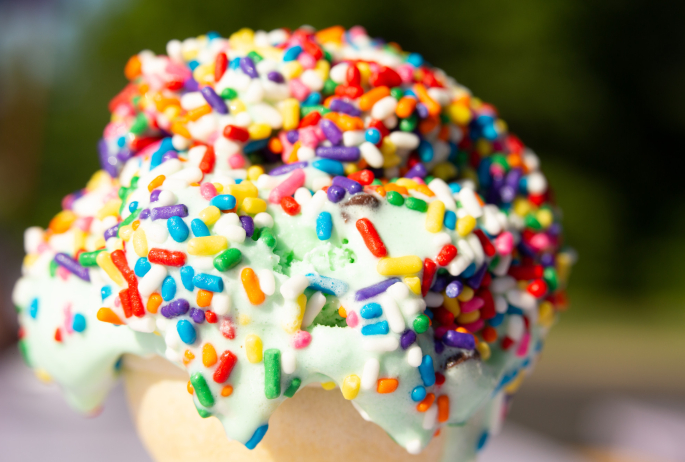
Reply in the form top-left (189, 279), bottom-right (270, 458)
top-left (321, 381), bottom-right (337, 391)
top-left (314, 59), bottom-right (330, 82)
top-left (132, 228), bottom-right (148, 257)
top-left (86, 170), bottom-right (110, 192)
top-left (96, 199), bottom-right (122, 220)
top-left (536, 208), bottom-right (554, 229)
top-left (432, 162), bottom-right (458, 181)
top-left (377, 256), bottom-right (423, 276)
top-left (343, 163), bottom-right (358, 175)
top-left (23, 253), bottom-right (40, 268)
top-left (442, 295), bottom-right (461, 316)
top-left (92, 236), bottom-right (106, 250)
top-left (187, 236), bottom-right (228, 256)
top-left (241, 197), bottom-right (267, 214)
top-left (538, 300), bottom-right (555, 328)
top-left (248, 123), bottom-right (272, 140)
top-left (213, 182), bottom-right (224, 193)
top-left (404, 277), bottom-right (421, 295)
top-left (425, 200), bottom-right (445, 233)
top-left (282, 294), bottom-right (307, 335)
top-left (505, 372), bottom-right (526, 394)
top-left (357, 62), bottom-right (371, 86)
top-left (513, 197), bottom-right (532, 217)
top-left (119, 224), bottom-right (133, 242)
top-left (341, 374), bottom-right (361, 400)
top-left (457, 310), bottom-right (480, 324)
top-left (446, 103), bottom-right (472, 125)
top-left (96, 251), bottom-right (125, 287)
top-left (228, 28), bottom-right (255, 51)
top-left (238, 313), bottom-right (251, 325)
top-left (456, 215), bottom-right (476, 237)
top-left (476, 341), bottom-right (491, 361)
top-left (380, 137), bottom-right (397, 157)
top-left (281, 61), bottom-right (303, 79)
top-left (246, 165), bottom-right (264, 181)
top-left (229, 98), bottom-right (246, 114)
top-left (556, 252), bottom-right (573, 285)
top-left (34, 368), bottom-right (53, 384)
top-left (476, 139), bottom-right (492, 155)
top-left (396, 178), bottom-right (419, 190)
top-left (245, 334), bottom-right (263, 363)
top-left (279, 98), bottom-right (300, 131)
top-left (199, 206), bottom-right (221, 226)
top-left (73, 229), bottom-right (86, 253)
top-left (202, 343), bottom-right (218, 367)
top-left (457, 286), bottom-right (474, 302)
top-left (227, 181), bottom-right (258, 207)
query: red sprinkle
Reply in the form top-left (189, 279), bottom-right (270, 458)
top-left (220, 319), bottom-right (235, 339)
top-left (214, 52), bottom-right (228, 82)
top-left (477, 288), bottom-right (496, 320)
top-left (205, 310), bottom-right (218, 324)
top-left (148, 248), bottom-right (186, 267)
top-left (346, 63), bottom-right (361, 86)
top-left (213, 350), bottom-right (238, 383)
top-left (119, 288), bottom-right (133, 318)
top-left (111, 249), bottom-right (136, 287)
top-left (501, 336), bottom-right (515, 350)
top-left (435, 371), bottom-right (446, 386)
top-left (369, 66), bottom-right (403, 88)
top-left (508, 264), bottom-right (543, 280)
top-left (299, 111), bottom-right (322, 128)
top-left (129, 288), bottom-right (145, 317)
top-left (368, 119), bottom-right (390, 138)
top-left (199, 145), bottom-right (216, 174)
top-left (421, 258), bottom-right (437, 296)
top-left (355, 218), bottom-right (387, 258)
top-left (348, 169), bottom-right (374, 185)
top-left (223, 125), bottom-right (249, 142)
top-left (335, 84), bottom-right (364, 99)
top-left (527, 279), bottom-right (548, 298)
top-left (435, 244), bottom-right (457, 266)
top-left (54, 328), bottom-right (62, 342)
top-left (474, 229), bottom-right (497, 257)
top-left (281, 196), bottom-right (301, 215)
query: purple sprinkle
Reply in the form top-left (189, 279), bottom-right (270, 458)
top-left (466, 264), bottom-right (488, 290)
top-left (404, 163), bottom-right (427, 179)
top-left (431, 273), bottom-right (449, 293)
top-left (327, 185), bottom-right (346, 203)
top-left (139, 208), bottom-right (150, 220)
top-left (329, 99), bottom-right (360, 117)
top-left (286, 130), bottom-right (299, 144)
top-left (239, 215), bottom-right (254, 238)
top-left (540, 253), bottom-right (556, 267)
top-left (189, 307), bottom-right (205, 324)
top-left (98, 138), bottom-right (118, 177)
top-left (200, 86), bottom-right (228, 114)
top-left (161, 299), bottom-right (190, 318)
top-left (434, 339), bottom-right (445, 354)
top-left (117, 147), bottom-right (133, 163)
top-left (499, 185), bottom-right (516, 203)
top-left (416, 102), bottom-right (429, 119)
top-left (547, 223), bottom-right (562, 236)
top-left (269, 161), bottom-right (307, 176)
top-left (267, 71), bottom-right (285, 83)
top-left (54, 253), bottom-right (90, 282)
top-left (443, 330), bottom-right (475, 350)
top-left (400, 330), bottom-right (417, 350)
top-left (184, 77), bottom-right (199, 92)
top-left (319, 119), bottom-right (343, 145)
top-left (505, 168), bottom-right (523, 189)
top-left (151, 204), bottom-right (188, 221)
top-left (315, 146), bottom-right (360, 162)
top-left (150, 190), bottom-right (162, 202)
top-left (240, 57), bottom-right (259, 79)
top-left (61, 194), bottom-right (76, 211)
top-left (104, 224), bottom-right (119, 240)
top-left (162, 151), bottom-right (178, 162)
top-left (354, 277), bottom-right (402, 302)
top-left (331, 176), bottom-right (362, 194)
top-left (445, 280), bottom-right (463, 298)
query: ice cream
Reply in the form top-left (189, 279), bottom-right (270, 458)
top-left (13, 25), bottom-right (573, 461)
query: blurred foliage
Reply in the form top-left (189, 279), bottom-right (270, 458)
top-left (2, 0), bottom-right (685, 321)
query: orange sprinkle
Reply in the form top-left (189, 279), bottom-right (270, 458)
top-left (315, 25), bottom-right (345, 44)
top-left (416, 185), bottom-right (435, 197)
top-left (183, 349), bottom-right (195, 366)
top-left (202, 343), bottom-right (218, 367)
top-left (437, 395), bottom-right (450, 422)
top-left (124, 55), bottom-right (142, 80)
top-left (414, 83), bottom-right (441, 116)
top-left (187, 380), bottom-right (194, 395)
top-left (131, 220), bottom-right (140, 231)
top-left (323, 95), bottom-right (336, 107)
top-left (507, 153), bottom-right (523, 169)
top-left (438, 125), bottom-right (451, 141)
top-left (376, 378), bottom-right (399, 394)
top-left (138, 83), bottom-right (149, 95)
top-left (147, 293), bottom-right (163, 314)
top-left (268, 137), bottom-right (283, 154)
top-left (374, 185), bottom-right (387, 197)
top-left (189, 182), bottom-right (200, 187)
top-left (384, 183), bottom-right (408, 195)
top-left (241, 268), bottom-right (266, 305)
top-left (338, 306), bottom-right (347, 318)
top-left (221, 385), bottom-right (234, 397)
top-left (482, 326), bottom-right (498, 343)
top-left (148, 175), bottom-right (166, 193)
top-left (419, 115), bottom-right (440, 134)
top-left (170, 121), bottom-right (191, 138)
top-left (48, 210), bottom-right (77, 234)
top-left (186, 104), bottom-right (212, 121)
top-left (197, 289), bottom-right (213, 308)
top-left (359, 86), bottom-right (390, 111)
top-left (417, 393), bottom-right (435, 412)
top-left (96, 307), bottom-right (124, 325)
top-left (395, 96), bottom-right (417, 118)
top-left (287, 141), bottom-right (301, 164)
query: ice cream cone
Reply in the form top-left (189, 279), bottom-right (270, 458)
top-left (123, 355), bottom-right (447, 462)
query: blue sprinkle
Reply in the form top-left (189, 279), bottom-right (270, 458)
top-left (316, 212), bottom-right (333, 240)
top-left (235, 178), bottom-right (243, 184)
top-left (193, 273), bottom-right (224, 292)
top-left (303, 92), bottom-right (322, 106)
top-left (283, 45), bottom-right (303, 62)
top-left (134, 257), bottom-right (151, 277)
top-left (507, 305), bottom-right (524, 316)
top-left (411, 386), bottom-right (427, 402)
top-left (461, 262), bottom-right (477, 278)
top-left (306, 273), bottom-right (348, 297)
top-left (180, 266), bottom-right (195, 291)
top-left (359, 302), bottom-right (383, 319)
top-left (150, 138), bottom-right (175, 170)
top-left (448, 182), bottom-right (462, 194)
top-left (210, 194), bottom-right (237, 211)
top-left (229, 57), bottom-right (241, 70)
top-left (191, 218), bottom-right (210, 237)
top-left (188, 60), bottom-right (200, 70)
top-left (406, 52), bottom-right (424, 67)
top-left (161, 276), bottom-right (177, 301)
top-left (443, 210), bottom-right (456, 230)
top-left (424, 309), bottom-right (434, 321)
top-left (167, 216), bottom-right (190, 242)
top-left (117, 136), bottom-right (126, 147)
top-left (244, 139), bottom-right (269, 153)
top-left (245, 424), bottom-right (269, 450)
top-left (312, 159), bottom-right (344, 176)
top-left (128, 201), bottom-right (139, 213)
top-left (403, 88), bottom-right (417, 99)
top-left (418, 355), bottom-right (435, 387)
top-left (207, 31), bottom-right (220, 40)
top-left (476, 431), bottom-right (489, 451)
top-left (72, 313), bottom-right (87, 332)
top-left (489, 312), bottom-right (505, 327)
top-left (101, 286), bottom-right (112, 301)
top-left (176, 319), bottom-right (197, 345)
top-left (29, 298), bottom-right (39, 319)
top-left (365, 128), bottom-right (381, 144)
top-left (418, 139), bottom-right (434, 162)
top-left (361, 320), bottom-right (389, 336)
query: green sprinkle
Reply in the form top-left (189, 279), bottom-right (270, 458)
top-left (284, 378), bottom-right (301, 398)
top-left (300, 105), bottom-right (331, 117)
top-left (413, 314), bottom-right (430, 334)
top-left (440, 113), bottom-right (450, 124)
top-left (251, 227), bottom-right (262, 241)
top-left (78, 250), bottom-right (105, 267)
top-left (370, 179), bottom-right (383, 186)
top-left (323, 78), bottom-right (338, 95)
top-left (49, 259), bottom-right (58, 278)
top-left (264, 349), bottom-right (281, 399)
top-left (390, 87), bottom-right (404, 100)
top-left (524, 214), bottom-right (542, 231)
top-left (424, 175), bottom-right (435, 184)
top-left (220, 87), bottom-right (238, 100)
top-left (129, 113), bottom-right (148, 135)
top-left (18, 339), bottom-right (31, 366)
top-left (323, 50), bottom-right (333, 63)
top-left (247, 51), bottom-right (263, 64)
top-left (400, 114), bottom-right (418, 132)
top-left (195, 406), bottom-right (212, 418)
top-left (543, 267), bottom-right (558, 292)
top-left (386, 190), bottom-right (405, 206)
top-left (259, 228), bottom-right (277, 248)
top-left (405, 197), bottom-right (428, 212)
top-left (190, 372), bottom-right (215, 408)
top-left (130, 176), bottom-right (139, 189)
top-left (489, 256), bottom-right (500, 271)
top-left (214, 248), bottom-right (242, 272)
top-left (118, 208), bottom-right (141, 237)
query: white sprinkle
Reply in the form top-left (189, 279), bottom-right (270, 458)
top-left (459, 188), bottom-right (483, 218)
top-left (388, 131), bottom-right (420, 150)
top-left (300, 69), bottom-right (324, 91)
top-left (156, 190), bottom-right (177, 207)
top-left (407, 345), bottom-right (423, 367)
top-left (361, 358), bottom-right (380, 390)
top-left (526, 171), bottom-right (547, 194)
top-left (24, 227), bottom-right (44, 254)
top-left (242, 80), bottom-right (265, 104)
top-left (406, 440), bottom-right (422, 455)
top-left (251, 102), bottom-right (283, 129)
top-left (281, 350), bottom-right (296, 374)
top-left (302, 291), bottom-right (326, 327)
top-left (329, 63), bottom-right (349, 83)
top-left (507, 315), bottom-right (525, 341)
top-left (187, 145), bottom-right (207, 167)
top-left (212, 293), bottom-right (231, 315)
top-left (371, 96), bottom-right (398, 120)
top-left (493, 253), bottom-right (512, 276)
top-left (490, 276), bottom-right (516, 294)
top-left (294, 187), bottom-right (313, 206)
top-left (466, 233), bottom-right (485, 267)
top-left (180, 91), bottom-right (205, 110)
top-left (432, 232), bottom-right (452, 249)
top-left (424, 292), bottom-right (444, 308)
top-left (280, 274), bottom-right (309, 300)
top-left (257, 174), bottom-right (280, 189)
top-left (139, 265), bottom-right (167, 297)
top-left (254, 212), bottom-right (274, 228)
top-left (128, 317), bottom-right (156, 333)
top-left (359, 142), bottom-right (384, 168)
top-left (506, 289), bottom-right (537, 311)
top-left (342, 130), bottom-right (366, 147)
top-left (257, 269), bottom-right (275, 296)
top-left (402, 298), bottom-right (426, 317)
top-left (380, 294), bottom-right (405, 334)
top-left (168, 166), bottom-right (203, 183)
top-left (422, 404), bottom-right (438, 430)
top-left (494, 295), bottom-right (508, 314)
top-left (302, 189), bottom-right (327, 219)
top-left (297, 146), bottom-right (316, 161)
top-left (387, 281), bottom-right (409, 301)
top-left (428, 178), bottom-right (457, 210)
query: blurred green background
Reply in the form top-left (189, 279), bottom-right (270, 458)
top-left (1, 0), bottom-right (684, 456)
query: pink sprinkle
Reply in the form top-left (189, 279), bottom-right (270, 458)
top-left (104, 121), bottom-right (129, 139)
top-left (279, 131), bottom-right (294, 163)
top-left (200, 182), bottom-right (218, 200)
top-left (461, 318), bottom-right (484, 333)
top-left (165, 60), bottom-right (191, 81)
top-left (63, 303), bottom-right (73, 334)
top-left (114, 297), bottom-right (121, 308)
top-left (516, 332), bottom-right (530, 357)
top-left (494, 232), bottom-right (514, 255)
top-left (460, 297), bottom-right (484, 313)
top-left (220, 319), bottom-right (235, 339)
top-left (297, 52), bottom-right (317, 69)
top-left (289, 78), bottom-right (310, 102)
top-left (434, 326), bottom-right (448, 339)
top-left (206, 131), bottom-right (219, 145)
top-left (397, 64), bottom-right (415, 83)
top-left (411, 177), bottom-right (426, 185)
top-left (529, 233), bottom-right (551, 251)
top-left (37, 243), bottom-right (50, 253)
top-left (490, 163), bottom-right (506, 177)
top-left (229, 154), bottom-right (246, 169)
top-left (346, 311), bottom-right (359, 328)
top-left (298, 126), bottom-right (321, 148)
top-left (268, 168), bottom-right (305, 204)
top-left (56, 265), bottom-right (70, 281)
top-left (75, 217), bottom-right (93, 232)
top-left (292, 330), bottom-right (312, 349)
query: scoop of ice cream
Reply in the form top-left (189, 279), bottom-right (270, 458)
top-left (14, 25), bottom-right (573, 458)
